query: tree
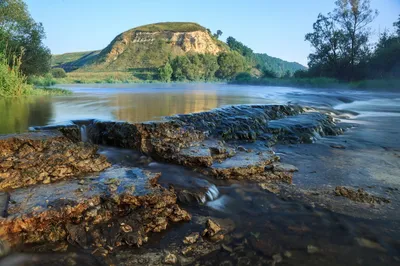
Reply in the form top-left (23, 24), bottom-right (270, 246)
top-left (51, 68), bottom-right (67, 78)
top-left (226, 37), bottom-right (254, 57)
top-left (394, 15), bottom-right (400, 36)
top-left (305, 0), bottom-right (377, 80)
top-left (0, 0), bottom-right (51, 76)
top-left (199, 54), bottom-right (219, 81)
top-left (159, 62), bottom-right (173, 82)
top-left (214, 30), bottom-right (223, 39)
top-left (332, 0), bottom-right (378, 79)
top-left (261, 68), bottom-right (278, 78)
top-left (216, 52), bottom-right (245, 79)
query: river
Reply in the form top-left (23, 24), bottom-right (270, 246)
top-left (1, 83), bottom-right (400, 265)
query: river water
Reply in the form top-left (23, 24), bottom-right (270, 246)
top-left (1, 83), bottom-right (400, 265)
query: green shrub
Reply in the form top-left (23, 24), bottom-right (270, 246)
top-left (235, 72), bottom-right (252, 82)
top-left (51, 68), bottom-right (67, 78)
top-left (0, 52), bottom-right (31, 97)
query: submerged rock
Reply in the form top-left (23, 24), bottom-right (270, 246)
top-left (334, 186), bottom-right (390, 204)
top-left (0, 131), bottom-right (110, 190)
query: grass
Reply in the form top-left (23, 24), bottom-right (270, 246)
top-left (232, 77), bottom-right (400, 90)
top-left (133, 22), bottom-right (206, 32)
top-left (27, 87), bottom-right (72, 96)
top-left (51, 51), bottom-right (98, 66)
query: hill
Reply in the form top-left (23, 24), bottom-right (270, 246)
top-left (51, 22), bottom-right (306, 80)
top-left (53, 22), bottom-right (228, 72)
top-left (254, 53), bottom-right (307, 76)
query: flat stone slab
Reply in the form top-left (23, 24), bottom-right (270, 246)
top-left (0, 131), bottom-right (110, 190)
top-left (0, 167), bottom-right (190, 248)
top-left (209, 150), bottom-right (279, 179)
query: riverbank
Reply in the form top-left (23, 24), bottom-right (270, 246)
top-left (0, 98), bottom-right (399, 265)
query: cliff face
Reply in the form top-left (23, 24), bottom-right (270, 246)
top-left (102, 30), bottom-right (223, 64)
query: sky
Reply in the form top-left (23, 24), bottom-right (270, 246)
top-left (25, 0), bottom-right (400, 66)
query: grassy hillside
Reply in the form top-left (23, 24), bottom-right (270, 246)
top-left (133, 22), bottom-right (206, 32)
top-left (49, 22), bottom-right (306, 83)
top-left (254, 53), bottom-right (307, 76)
top-left (52, 50), bottom-right (101, 71)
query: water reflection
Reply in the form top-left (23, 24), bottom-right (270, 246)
top-left (0, 97), bottom-right (53, 134)
top-left (0, 83), bottom-right (277, 134)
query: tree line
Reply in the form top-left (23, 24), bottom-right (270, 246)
top-left (299, 0), bottom-right (400, 81)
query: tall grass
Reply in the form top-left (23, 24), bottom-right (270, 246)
top-left (0, 51), bottom-right (71, 97)
top-left (0, 52), bottom-right (31, 97)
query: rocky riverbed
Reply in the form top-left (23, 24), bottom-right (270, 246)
top-left (0, 103), bottom-right (399, 265)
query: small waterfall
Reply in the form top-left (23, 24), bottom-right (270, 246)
top-left (205, 184), bottom-right (220, 201)
top-left (80, 125), bottom-right (88, 142)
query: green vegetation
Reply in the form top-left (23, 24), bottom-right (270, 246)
top-left (0, 0), bottom-right (51, 76)
top-left (159, 62), bottom-right (173, 82)
top-left (171, 53), bottom-right (219, 81)
top-left (302, 0), bottom-right (399, 82)
top-left (0, 0), bottom-right (70, 97)
top-left (0, 52), bottom-right (31, 96)
top-left (133, 22), bottom-right (206, 32)
top-left (216, 52), bottom-right (246, 79)
top-left (0, 50), bottom-right (70, 96)
top-left (225, 36), bottom-right (306, 76)
top-left (51, 68), bottom-right (67, 78)
top-left (234, 1), bottom-right (399, 90)
top-left (51, 51), bottom-right (99, 67)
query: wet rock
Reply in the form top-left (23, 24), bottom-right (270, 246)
top-left (0, 131), bottom-right (110, 190)
top-left (355, 238), bottom-right (386, 252)
top-left (183, 232), bottom-right (200, 245)
top-left (307, 245), bottom-right (319, 254)
top-left (284, 251), bottom-right (292, 258)
top-left (330, 144), bottom-right (346, 149)
top-left (221, 244), bottom-right (233, 253)
top-left (0, 167), bottom-right (191, 249)
top-left (164, 252), bottom-right (177, 264)
top-left (272, 163), bottom-right (298, 173)
top-left (334, 186), bottom-right (390, 204)
top-left (202, 219), bottom-right (222, 238)
top-left (259, 183), bottom-right (280, 194)
top-left (272, 253), bottom-right (283, 263)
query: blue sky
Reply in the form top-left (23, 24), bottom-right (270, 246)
top-left (25, 0), bottom-right (399, 66)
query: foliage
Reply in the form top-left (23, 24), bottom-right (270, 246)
top-left (0, 51), bottom-right (30, 96)
top-left (159, 62), bottom-right (173, 82)
top-left (216, 52), bottom-right (246, 79)
top-left (368, 31), bottom-right (400, 78)
top-left (261, 68), bottom-right (278, 78)
top-left (235, 72), bottom-right (252, 82)
top-left (0, 0), bottom-right (51, 76)
top-left (226, 37), bottom-right (254, 58)
top-left (214, 30), bottom-right (223, 39)
top-left (254, 53), bottom-right (306, 77)
top-left (305, 0), bottom-right (378, 80)
top-left (394, 15), bottom-right (400, 36)
top-left (51, 68), bottom-right (67, 78)
top-left (170, 54), bottom-right (219, 81)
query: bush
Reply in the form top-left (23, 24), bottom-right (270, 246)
top-left (51, 68), bottom-right (67, 78)
top-left (159, 62), bottom-right (173, 82)
top-left (235, 72), bottom-right (252, 82)
top-left (0, 52), bottom-right (31, 97)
